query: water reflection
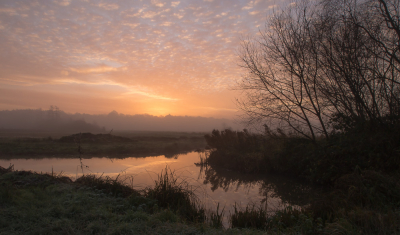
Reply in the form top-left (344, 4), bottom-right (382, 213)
top-left (200, 165), bottom-right (316, 207)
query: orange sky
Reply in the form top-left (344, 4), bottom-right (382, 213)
top-left (0, 0), bottom-right (290, 118)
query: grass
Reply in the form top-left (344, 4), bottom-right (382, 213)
top-left (0, 132), bottom-right (207, 159)
top-left (0, 170), bottom-right (188, 234)
top-left (0, 165), bottom-right (275, 235)
top-left (4, 161), bottom-right (398, 234)
top-left (2, 164), bottom-right (291, 234)
top-left (230, 203), bottom-right (268, 230)
top-left (74, 174), bottom-right (141, 198)
top-left (228, 203), bottom-right (324, 234)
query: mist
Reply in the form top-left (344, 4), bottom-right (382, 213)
top-left (0, 108), bottom-right (244, 133)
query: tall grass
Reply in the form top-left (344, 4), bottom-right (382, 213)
top-left (145, 166), bottom-right (206, 222)
top-left (230, 203), bottom-right (268, 230)
top-left (75, 174), bottom-right (140, 198)
top-left (208, 203), bottom-right (224, 228)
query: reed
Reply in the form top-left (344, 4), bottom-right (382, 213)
top-left (229, 203), bottom-right (268, 230)
top-left (208, 203), bottom-right (224, 228)
top-left (145, 166), bottom-right (206, 222)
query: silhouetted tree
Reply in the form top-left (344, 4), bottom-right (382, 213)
top-left (48, 105), bottom-right (60, 121)
top-left (238, 0), bottom-right (400, 140)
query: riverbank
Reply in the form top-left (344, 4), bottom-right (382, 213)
top-left (3, 159), bottom-right (397, 234)
top-left (2, 128), bottom-right (400, 234)
top-left (1, 165), bottom-right (275, 235)
top-left (202, 129), bottom-right (400, 234)
top-left (1, 164), bottom-right (326, 234)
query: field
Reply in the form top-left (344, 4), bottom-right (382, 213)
top-left (0, 130), bottom-right (207, 159)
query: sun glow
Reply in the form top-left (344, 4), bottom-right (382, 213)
top-left (148, 106), bottom-right (173, 116)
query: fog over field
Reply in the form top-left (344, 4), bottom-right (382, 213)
top-left (0, 108), bottom-right (243, 133)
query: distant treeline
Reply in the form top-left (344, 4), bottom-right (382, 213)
top-left (0, 108), bottom-right (242, 132)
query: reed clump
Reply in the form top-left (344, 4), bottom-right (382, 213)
top-left (145, 166), bottom-right (206, 223)
top-left (230, 203), bottom-right (268, 230)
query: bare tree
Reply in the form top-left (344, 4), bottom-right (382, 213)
top-left (238, 2), bottom-right (330, 141)
top-left (238, 0), bottom-right (400, 139)
top-left (353, 0), bottom-right (400, 123)
top-left (318, 0), bottom-right (400, 129)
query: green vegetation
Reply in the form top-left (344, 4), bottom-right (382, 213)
top-left (0, 132), bottom-right (207, 159)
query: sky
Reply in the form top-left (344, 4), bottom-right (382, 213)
top-left (0, 0), bottom-right (289, 118)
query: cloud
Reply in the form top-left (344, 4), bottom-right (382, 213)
top-left (123, 22), bottom-right (140, 28)
top-left (58, 78), bottom-right (178, 101)
top-left (171, 2), bottom-right (180, 7)
top-left (61, 71), bottom-right (69, 76)
top-left (0, 8), bottom-right (17, 15)
top-left (122, 90), bottom-right (179, 101)
top-left (0, 0), bottom-right (291, 118)
top-left (160, 21), bottom-right (172, 26)
top-left (173, 13), bottom-right (184, 19)
top-left (141, 11), bottom-right (158, 18)
top-left (98, 3), bottom-right (119, 10)
top-left (69, 65), bottom-right (122, 74)
top-left (53, 0), bottom-right (71, 6)
top-left (151, 0), bottom-right (165, 7)
top-left (201, 106), bottom-right (237, 112)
